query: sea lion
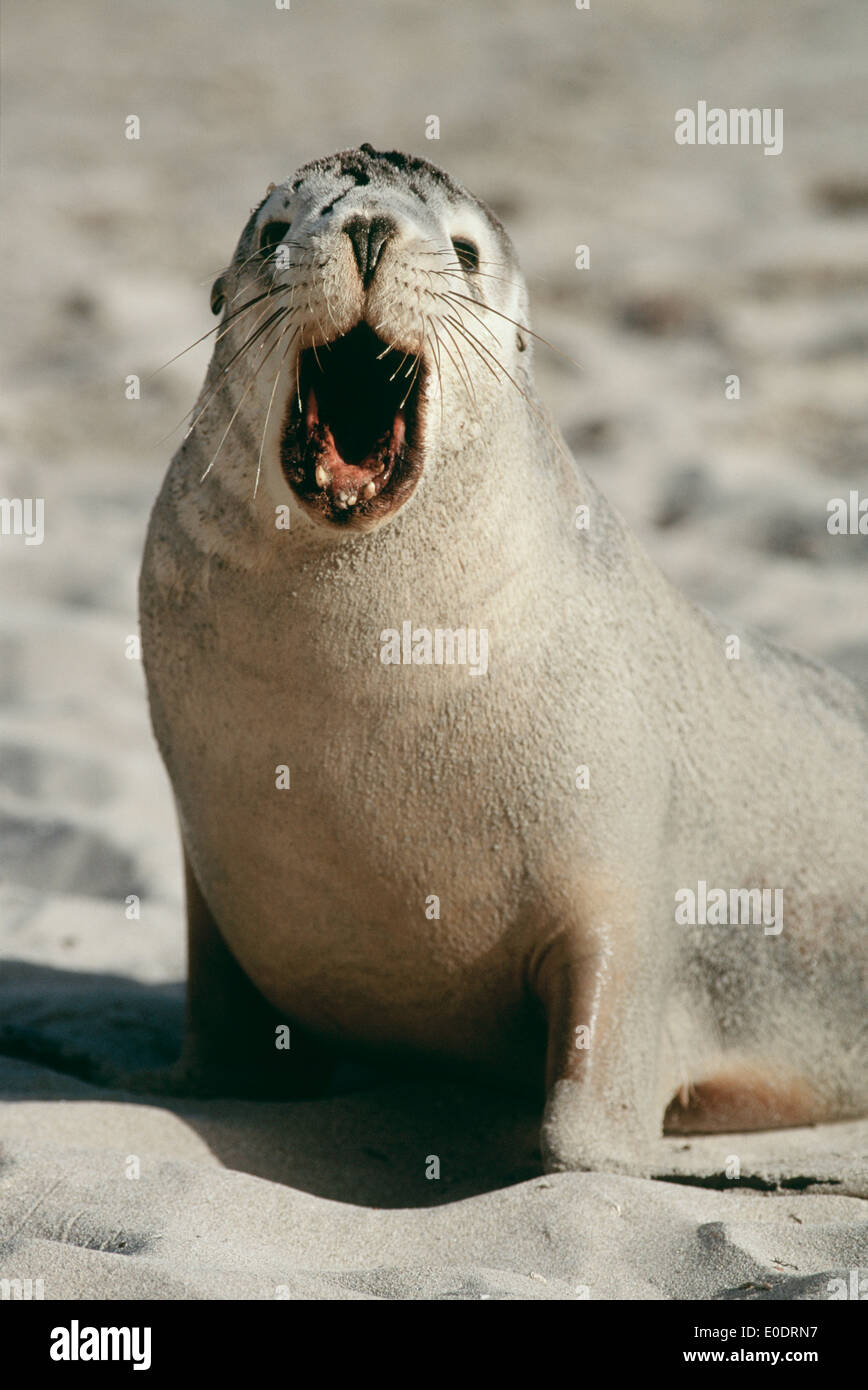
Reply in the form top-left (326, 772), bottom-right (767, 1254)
top-left (140, 144), bottom-right (868, 1173)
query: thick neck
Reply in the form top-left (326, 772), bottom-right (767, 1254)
top-left (175, 340), bottom-right (595, 614)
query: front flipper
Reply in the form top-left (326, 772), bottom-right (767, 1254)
top-left (0, 847), bottom-right (336, 1101)
top-left (532, 925), bottom-right (668, 1176)
top-left (663, 1063), bottom-right (829, 1135)
top-left (150, 845), bottom-right (335, 1100)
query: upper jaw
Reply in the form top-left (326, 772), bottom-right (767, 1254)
top-left (280, 320), bottom-right (427, 529)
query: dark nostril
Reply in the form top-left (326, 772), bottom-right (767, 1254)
top-left (343, 214), bottom-right (396, 288)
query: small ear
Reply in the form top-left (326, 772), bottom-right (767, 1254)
top-left (210, 275), bottom-right (227, 316)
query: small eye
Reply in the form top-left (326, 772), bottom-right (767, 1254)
top-left (260, 221), bottom-right (291, 253)
top-left (451, 237), bottom-right (479, 273)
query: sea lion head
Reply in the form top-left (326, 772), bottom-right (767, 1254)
top-left (208, 145), bottom-right (532, 533)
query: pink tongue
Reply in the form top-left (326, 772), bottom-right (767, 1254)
top-left (304, 387), bottom-right (318, 434)
top-left (305, 386), bottom-right (405, 488)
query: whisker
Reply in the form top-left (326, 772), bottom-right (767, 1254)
top-left (147, 286), bottom-right (288, 383)
top-left (205, 240), bottom-right (311, 289)
top-left (398, 333), bottom-right (425, 412)
top-left (388, 347), bottom-right (414, 382)
top-left (226, 242), bottom-right (315, 296)
top-left (431, 289), bottom-right (500, 348)
top-left (418, 248), bottom-right (515, 272)
top-left (173, 302), bottom-right (291, 448)
top-left (254, 323), bottom-right (299, 499)
top-left (437, 320), bottom-right (482, 423)
top-left (428, 263), bottom-right (526, 291)
top-left (440, 290), bottom-right (581, 368)
top-left (425, 246), bottom-right (551, 287)
top-left (425, 318), bottom-right (445, 433)
top-left (200, 311), bottom-right (291, 482)
top-left (445, 313), bottom-right (570, 462)
top-left (441, 313), bottom-right (502, 386)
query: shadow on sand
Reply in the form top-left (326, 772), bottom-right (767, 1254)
top-left (0, 959), bottom-right (542, 1208)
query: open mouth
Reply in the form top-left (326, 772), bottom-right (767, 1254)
top-left (280, 323), bottom-right (425, 525)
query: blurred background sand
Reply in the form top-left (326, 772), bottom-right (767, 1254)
top-left (0, 0), bottom-right (866, 1299)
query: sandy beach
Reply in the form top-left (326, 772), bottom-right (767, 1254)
top-left (1, 0), bottom-right (866, 1300)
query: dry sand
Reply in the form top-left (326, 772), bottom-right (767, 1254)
top-left (1, 0), bottom-right (866, 1298)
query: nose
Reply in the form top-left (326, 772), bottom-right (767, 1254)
top-left (343, 214), bottom-right (396, 289)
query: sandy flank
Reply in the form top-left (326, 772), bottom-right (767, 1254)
top-left (1, 0), bottom-right (866, 1299)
